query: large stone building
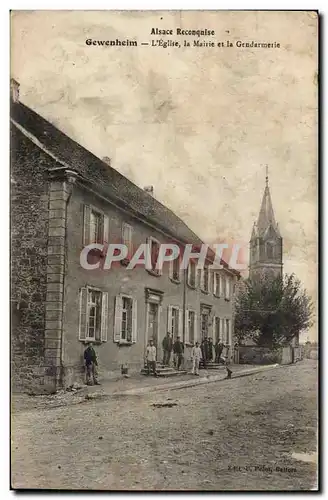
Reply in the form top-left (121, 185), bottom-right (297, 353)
top-left (11, 80), bottom-right (240, 393)
top-left (249, 172), bottom-right (283, 281)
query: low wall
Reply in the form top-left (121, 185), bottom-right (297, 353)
top-left (239, 345), bottom-right (302, 365)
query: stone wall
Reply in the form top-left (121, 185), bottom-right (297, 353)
top-left (11, 124), bottom-right (55, 392)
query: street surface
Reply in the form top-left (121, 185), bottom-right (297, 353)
top-left (11, 360), bottom-right (318, 491)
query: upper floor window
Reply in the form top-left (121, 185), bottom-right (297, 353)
top-left (146, 237), bottom-right (161, 276)
top-left (83, 204), bottom-right (109, 246)
top-left (225, 276), bottom-right (231, 300)
top-left (170, 256), bottom-right (181, 283)
top-left (122, 223), bottom-right (133, 259)
top-left (200, 266), bottom-right (210, 293)
top-left (78, 287), bottom-right (108, 342)
top-left (214, 272), bottom-right (221, 297)
top-left (187, 260), bottom-right (197, 288)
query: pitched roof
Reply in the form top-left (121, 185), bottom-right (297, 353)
top-left (256, 178), bottom-right (281, 237)
top-left (11, 98), bottom-right (239, 276)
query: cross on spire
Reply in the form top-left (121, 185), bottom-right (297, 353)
top-left (265, 164), bottom-right (269, 187)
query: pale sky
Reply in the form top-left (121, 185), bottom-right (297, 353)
top-left (11, 11), bottom-right (318, 340)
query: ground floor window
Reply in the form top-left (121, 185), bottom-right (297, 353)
top-left (225, 318), bottom-right (232, 345)
top-left (201, 312), bottom-right (209, 339)
top-left (168, 306), bottom-right (181, 338)
top-left (185, 309), bottom-right (196, 344)
top-left (113, 294), bottom-right (137, 343)
top-left (213, 316), bottom-right (221, 342)
top-left (79, 287), bottom-right (108, 342)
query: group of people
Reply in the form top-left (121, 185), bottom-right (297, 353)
top-left (145, 333), bottom-right (227, 377)
top-left (146, 334), bottom-right (185, 376)
top-left (83, 336), bottom-right (229, 385)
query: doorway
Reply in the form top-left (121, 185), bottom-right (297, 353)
top-left (147, 302), bottom-right (159, 348)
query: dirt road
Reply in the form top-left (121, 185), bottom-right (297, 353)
top-left (11, 359), bottom-right (318, 491)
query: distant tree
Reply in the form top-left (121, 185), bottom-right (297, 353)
top-left (235, 273), bottom-right (313, 348)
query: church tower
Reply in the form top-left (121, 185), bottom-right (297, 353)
top-left (249, 169), bottom-right (283, 281)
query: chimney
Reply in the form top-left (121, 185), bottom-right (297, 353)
top-left (143, 185), bottom-right (154, 196)
top-left (10, 78), bottom-right (20, 103)
top-left (102, 156), bottom-right (111, 167)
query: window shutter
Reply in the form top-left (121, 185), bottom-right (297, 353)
top-left (212, 315), bottom-right (216, 340)
top-left (169, 259), bottom-right (173, 279)
top-left (194, 312), bottom-right (198, 342)
top-left (103, 215), bottom-right (109, 245)
top-left (227, 319), bottom-right (231, 345)
top-left (83, 205), bottom-right (91, 246)
top-left (219, 275), bottom-right (223, 297)
top-left (221, 318), bottom-right (225, 344)
top-left (132, 298), bottom-right (137, 343)
top-left (185, 309), bottom-right (189, 344)
top-left (100, 292), bottom-right (108, 342)
top-left (167, 306), bottom-right (173, 335)
top-left (145, 237), bottom-right (151, 270)
top-left (113, 295), bottom-right (123, 343)
top-left (179, 308), bottom-right (183, 338)
top-left (200, 269), bottom-right (204, 290)
top-left (79, 287), bottom-right (88, 340)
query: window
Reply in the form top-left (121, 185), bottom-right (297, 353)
top-left (225, 276), bottom-right (231, 300)
top-left (122, 223), bottom-right (133, 258)
top-left (187, 261), bottom-right (197, 288)
top-left (170, 257), bottom-right (180, 282)
top-left (200, 312), bottom-right (209, 339)
top-left (225, 319), bottom-right (231, 345)
top-left (168, 306), bottom-right (181, 338)
top-left (266, 242), bottom-right (274, 259)
top-left (185, 309), bottom-right (196, 344)
top-left (90, 210), bottom-right (103, 244)
top-left (213, 316), bottom-right (221, 342)
top-left (78, 287), bottom-right (108, 342)
top-left (200, 266), bottom-right (209, 293)
top-left (214, 273), bottom-right (221, 297)
top-left (83, 205), bottom-right (109, 246)
top-left (113, 295), bottom-right (137, 343)
top-left (147, 237), bottom-right (161, 275)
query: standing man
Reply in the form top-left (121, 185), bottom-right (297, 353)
top-left (162, 332), bottom-right (173, 366)
top-left (191, 341), bottom-right (202, 376)
top-left (201, 337), bottom-right (209, 368)
top-left (173, 336), bottom-right (184, 371)
top-left (215, 339), bottom-right (224, 364)
top-left (84, 342), bottom-right (100, 386)
top-left (208, 337), bottom-right (214, 362)
top-left (146, 339), bottom-right (158, 376)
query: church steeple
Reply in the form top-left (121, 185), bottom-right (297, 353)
top-left (249, 168), bottom-right (283, 281)
top-left (256, 167), bottom-right (280, 237)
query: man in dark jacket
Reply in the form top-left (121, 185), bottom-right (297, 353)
top-left (215, 339), bottom-right (224, 364)
top-left (84, 342), bottom-right (100, 385)
top-left (208, 337), bottom-right (214, 362)
top-left (173, 336), bottom-right (184, 370)
top-left (201, 337), bottom-right (209, 368)
top-left (162, 332), bottom-right (173, 366)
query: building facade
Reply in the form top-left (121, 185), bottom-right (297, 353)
top-left (11, 80), bottom-right (239, 393)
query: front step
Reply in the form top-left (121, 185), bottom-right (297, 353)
top-left (200, 362), bottom-right (224, 370)
top-left (141, 366), bottom-right (188, 377)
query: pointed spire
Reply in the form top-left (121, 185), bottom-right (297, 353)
top-left (251, 221), bottom-right (258, 239)
top-left (256, 167), bottom-right (280, 237)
